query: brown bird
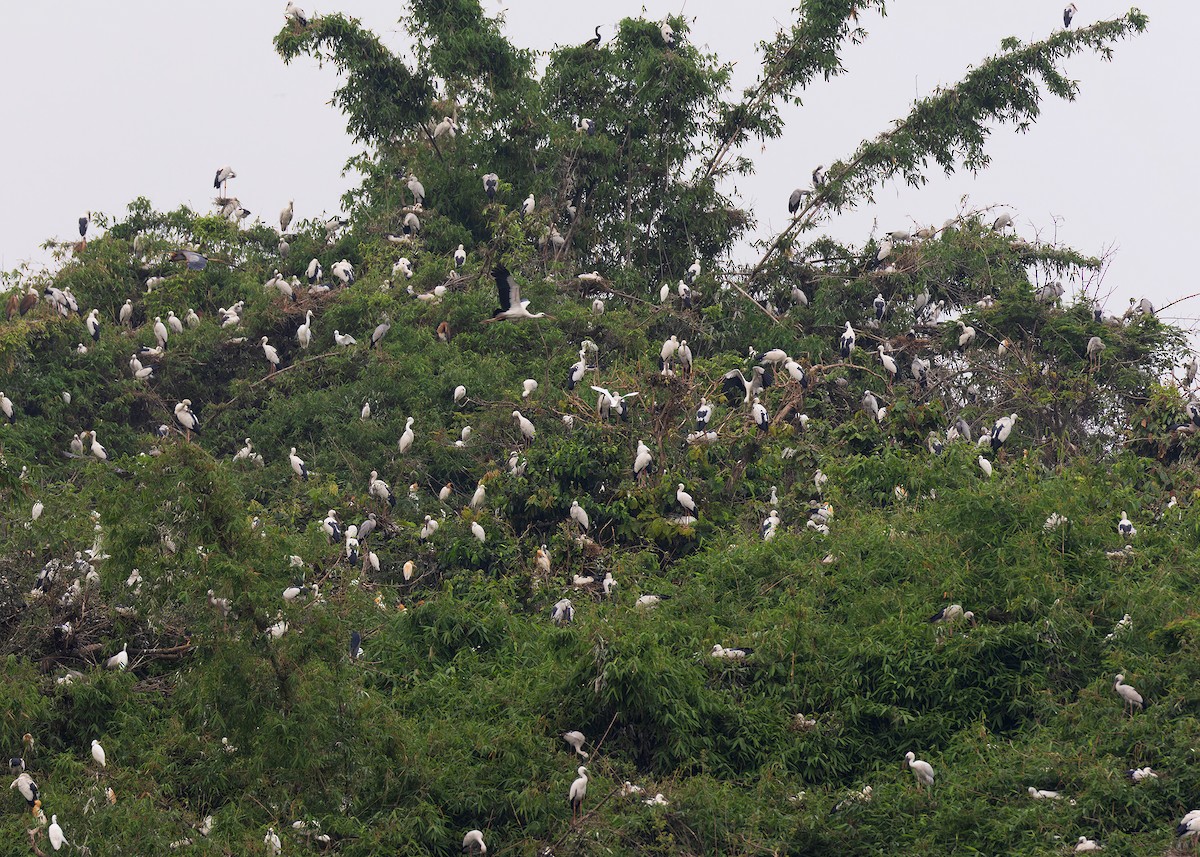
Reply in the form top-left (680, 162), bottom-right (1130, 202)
top-left (437, 320), bottom-right (452, 343)
top-left (18, 286), bottom-right (38, 316)
top-left (5, 292), bottom-right (18, 321)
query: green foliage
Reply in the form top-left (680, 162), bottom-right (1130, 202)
top-left (5, 6), bottom-right (1197, 857)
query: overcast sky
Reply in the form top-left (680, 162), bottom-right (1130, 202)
top-left (4, 1), bottom-right (1195, 326)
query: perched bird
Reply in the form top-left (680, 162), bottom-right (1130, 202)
top-left (399, 417), bottom-right (415, 454)
top-left (463, 829), bottom-right (487, 854)
top-left (904, 752), bottom-right (934, 791)
top-left (873, 293), bottom-right (886, 321)
top-left (106, 644), bottom-right (128, 670)
top-left (1113, 673), bottom-right (1143, 713)
top-left (370, 318), bottom-right (391, 348)
top-left (486, 265), bottom-right (547, 322)
top-left (676, 483), bottom-right (697, 516)
top-left (522, 378), bottom-right (538, 399)
top-left (174, 399), bottom-right (200, 438)
top-left (751, 397), bottom-right (769, 432)
top-left (990, 413), bottom-right (1017, 450)
top-left (454, 244), bottom-right (466, 268)
top-left (85, 308), bottom-right (101, 341)
top-left (513, 410), bottom-right (536, 442)
top-left (49, 814), bottom-right (65, 851)
top-left (978, 456), bottom-right (992, 478)
top-left (839, 322), bottom-right (856, 359)
top-left (482, 172), bottom-right (499, 202)
top-left (289, 447), bottom-right (309, 480)
top-left (153, 315), bottom-right (169, 347)
top-left (260, 336), bottom-right (281, 372)
top-left (213, 165), bottom-right (236, 189)
top-left (1074, 836), bottom-right (1101, 853)
top-left (1027, 787), bottom-right (1060, 799)
top-left (297, 311), bottom-right (314, 349)
top-left (407, 173), bottom-right (426, 206)
top-left (788, 187), bottom-right (811, 215)
top-left (711, 644), bottom-right (752, 660)
top-left (633, 440), bottom-right (653, 479)
top-left (285, 1), bottom-right (308, 25)
top-left (1064, 3), bottom-right (1078, 27)
top-left (471, 521), bottom-right (486, 542)
top-left (569, 500), bottom-right (590, 531)
top-left (685, 258), bottom-right (701, 285)
top-left (696, 399), bottom-right (713, 430)
top-left (563, 731), bottom-right (589, 759)
top-left (0, 392), bottom-right (14, 423)
top-left (10, 771), bottom-right (38, 805)
top-left (568, 766), bottom-right (589, 821)
top-left (1175, 810), bottom-right (1200, 839)
top-left (521, 194), bottom-right (535, 218)
top-left (91, 739), bottom-right (106, 768)
top-left (957, 321), bottom-right (976, 348)
top-left (1117, 511), bottom-right (1136, 539)
top-left (551, 599), bottom-right (574, 626)
top-left (334, 330), bottom-right (357, 346)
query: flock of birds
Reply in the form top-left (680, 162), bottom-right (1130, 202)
top-left (7, 2), bottom-right (1197, 853)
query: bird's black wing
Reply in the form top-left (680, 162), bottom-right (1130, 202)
top-left (349, 630), bottom-right (361, 659)
top-left (927, 608), bottom-right (946, 623)
top-left (761, 366), bottom-right (774, 390)
top-left (788, 189), bottom-right (803, 214)
top-left (492, 265), bottom-right (515, 312)
top-left (721, 370), bottom-right (746, 407)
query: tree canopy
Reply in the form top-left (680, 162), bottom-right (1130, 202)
top-left (5, 4), bottom-right (1200, 857)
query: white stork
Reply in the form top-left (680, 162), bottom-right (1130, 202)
top-left (486, 265), bottom-right (547, 322)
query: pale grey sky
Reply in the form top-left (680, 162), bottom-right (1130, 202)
top-left (4, 2), bottom-right (1194, 325)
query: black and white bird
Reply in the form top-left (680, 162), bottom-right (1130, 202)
top-left (685, 258), bottom-right (701, 285)
top-left (751, 397), bottom-right (769, 432)
top-left (370, 318), bottom-right (391, 348)
top-left (591, 387), bottom-right (638, 421)
top-left (873, 293), bottom-right (886, 321)
top-left (676, 483), bottom-right (697, 516)
top-left (322, 510), bottom-right (341, 543)
top-left (788, 187), bottom-right (811, 215)
top-left (696, 399), bottom-right (713, 430)
top-left (454, 244), bottom-right (466, 268)
top-left (990, 413), bottom-right (1017, 450)
top-left (285, 1), bottom-right (308, 25)
top-left (568, 766), bottom-right (589, 821)
top-left (521, 194), bottom-right (536, 218)
top-left (289, 447), bottom-right (309, 480)
top-left (812, 165), bottom-right (827, 187)
top-left (85, 308), bottom-right (100, 341)
top-left (839, 322), bottom-right (856, 359)
top-left (1064, 3), bottom-right (1077, 27)
top-left (10, 771), bottom-right (38, 806)
top-left (862, 390), bottom-right (880, 420)
top-left (551, 599), bottom-right (574, 626)
top-left (369, 471), bottom-right (395, 507)
top-left (1117, 511), bottom-right (1136, 539)
top-left (486, 265), bottom-right (547, 322)
top-left (174, 399), bottom-right (200, 438)
top-left (482, 173), bottom-right (499, 201)
top-left (722, 366), bottom-right (772, 406)
top-left (213, 165), bottom-right (236, 190)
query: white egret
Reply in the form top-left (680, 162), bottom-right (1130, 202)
top-left (978, 456), bottom-right (992, 478)
top-left (399, 417), bottom-right (415, 453)
top-left (957, 321), bottom-right (976, 348)
top-left (106, 644), bottom-right (128, 670)
top-left (49, 815), bottom-right (65, 851)
top-left (904, 752), bottom-right (934, 790)
top-left (91, 739), bottom-right (106, 767)
top-left (513, 410), bottom-right (536, 442)
top-left (1074, 836), bottom-right (1101, 852)
top-left (334, 330), bottom-right (357, 346)
top-left (1114, 673), bottom-right (1143, 713)
top-left (570, 500), bottom-right (590, 531)
top-left (471, 482), bottom-right (486, 510)
top-left (522, 379), bottom-right (538, 399)
top-left (454, 385), bottom-right (467, 404)
top-left (1027, 787), bottom-right (1059, 799)
top-left (471, 521), bottom-right (486, 542)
